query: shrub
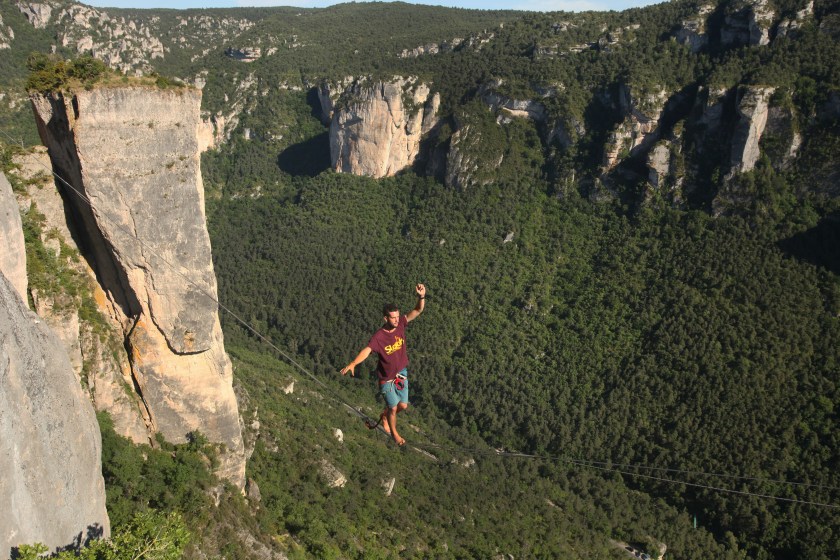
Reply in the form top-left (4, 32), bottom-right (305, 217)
top-left (13, 510), bottom-right (190, 560)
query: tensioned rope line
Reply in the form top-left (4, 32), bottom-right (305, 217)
top-left (407, 440), bottom-right (840, 509)
top-left (4, 132), bottom-right (839, 508)
top-left (0, 130), bottom-right (377, 428)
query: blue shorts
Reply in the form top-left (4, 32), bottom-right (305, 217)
top-left (381, 369), bottom-right (409, 408)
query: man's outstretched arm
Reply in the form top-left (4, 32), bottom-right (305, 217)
top-left (341, 346), bottom-right (372, 376)
top-left (405, 283), bottom-right (426, 323)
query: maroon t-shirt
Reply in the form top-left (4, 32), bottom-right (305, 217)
top-left (367, 315), bottom-right (409, 383)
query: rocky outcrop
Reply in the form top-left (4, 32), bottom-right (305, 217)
top-left (17, 1), bottom-right (163, 74)
top-left (547, 115), bottom-right (585, 150)
top-left (16, 2), bottom-right (53, 28)
top-left (399, 38), bottom-right (463, 58)
top-left (225, 47), bottom-right (261, 62)
top-left (446, 124), bottom-right (487, 191)
top-left (646, 139), bottom-right (685, 206)
top-left (0, 271), bottom-right (110, 555)
top-left (202, 73), bottom-right (257, 146)
top-left (729, 86), bottom-right (775, 175)
top-left (0, 173), bottom-right (27, 303)
top-left (480, 81), bottom-right (547, 122)
top-left (674, 3), bottom-right (714, 52)
top-left (721, 0), bottom-right (775, 47)
top-left (319, 460), bottom-right (347, 489)
top-left (647, 143), bottom-right (672, 189)
top-left (13, 138), bottom-right (176, 448)
top-left (316, 76), bottom-right (356, 125)
top-left (696, 86), bottom-right (730, 130)
top-left (777, 0), bottom-right (814, 38)
top-left (478, 80), bottom-right (585, 150)
top-left (30, 86), bottom-right (245, 488)
top-left (12, 150), bottom-right (146, 446)
top-left (0, 15), bottom-right (13, 49)
top-left (603, 85), bottom-right (668, 172)
top-left (763, 104), bottom-right (801, 169)
top-left (328, 77), bottom-right (440, 178)
top-left (382, 477), bottom-right (396, 497)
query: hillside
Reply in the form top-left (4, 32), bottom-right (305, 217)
top-left (1, 0), bottom-right (839, 558)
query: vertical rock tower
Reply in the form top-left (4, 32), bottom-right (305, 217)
top-left (30, 86), bottom-right (245, 488)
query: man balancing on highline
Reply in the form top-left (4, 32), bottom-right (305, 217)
top-left (340, 283), bottom-right (426, 446)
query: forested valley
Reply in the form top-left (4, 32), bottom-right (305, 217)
top-left (1, 0), bottom-right (839, 557)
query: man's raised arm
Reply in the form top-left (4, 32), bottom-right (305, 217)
top-left (405, 283), bottom-right (426, 323)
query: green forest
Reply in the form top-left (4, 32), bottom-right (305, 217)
top-left (2, 0), bottom-right (840, 557)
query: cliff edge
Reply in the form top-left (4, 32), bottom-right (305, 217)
top-left (29, 86), bottom-right (245, 488)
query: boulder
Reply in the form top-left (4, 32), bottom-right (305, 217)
top-left (320, 460), bottom-right (347, 489)
top-left (382, 477), bottom-right (396, 497)
top-left (0, 271), bottom-right (110, 555)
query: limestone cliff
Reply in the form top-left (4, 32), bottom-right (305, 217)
top-left (728, 86), bottom-right (775, 175)
top-left (477, 80), bottom-right (585, 149)
top-left (602, 84), bottom-right (668, 172)
top-left (721, 0), bottom-right (775, 47)
top-left (0, 173), bottom-right (27, 303)
top-left (30, 86), bottom-right (245, 488)
top-left (674, 4), bottom-right (714, 52)
top-left (13, 147), bottom-right (149, 445)
top-left (645, 137), bottom-right (685, 207)
top-left (0, 271), bottom-right (110, 556)
top-left (327, 77), bottom-right (440, 178)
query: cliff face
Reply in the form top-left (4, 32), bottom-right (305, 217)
top-left (0, 173), bottom-right (27, 303)
top-left (602, 85), bottom-right (668, 173)
top-left (721, 0), bottom-right (775, 47)
top-left (14, 147), bottom-right (150, 445)
top-left (327, 77), bottom-right (440, 178)
top-left (728, 86), bottom-right (776, 175)
top-left (0, 270), bottom-right (110, 555)
top-left (30, 86), bottom-right (245, 488)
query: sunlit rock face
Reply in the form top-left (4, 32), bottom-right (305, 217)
top-left (30, 86), bottom-right (245, 489)
top-left (0, 173), bottom-right (27, 303)
top-left (0, 271), bottom-right (110, 554)
top-left (327, 77), bottom-right (440, 178)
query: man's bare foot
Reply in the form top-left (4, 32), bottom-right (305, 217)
top-left (378, 412), bottom-right (392, 435)
top-left (394, 436), bottom-right (406, 446)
